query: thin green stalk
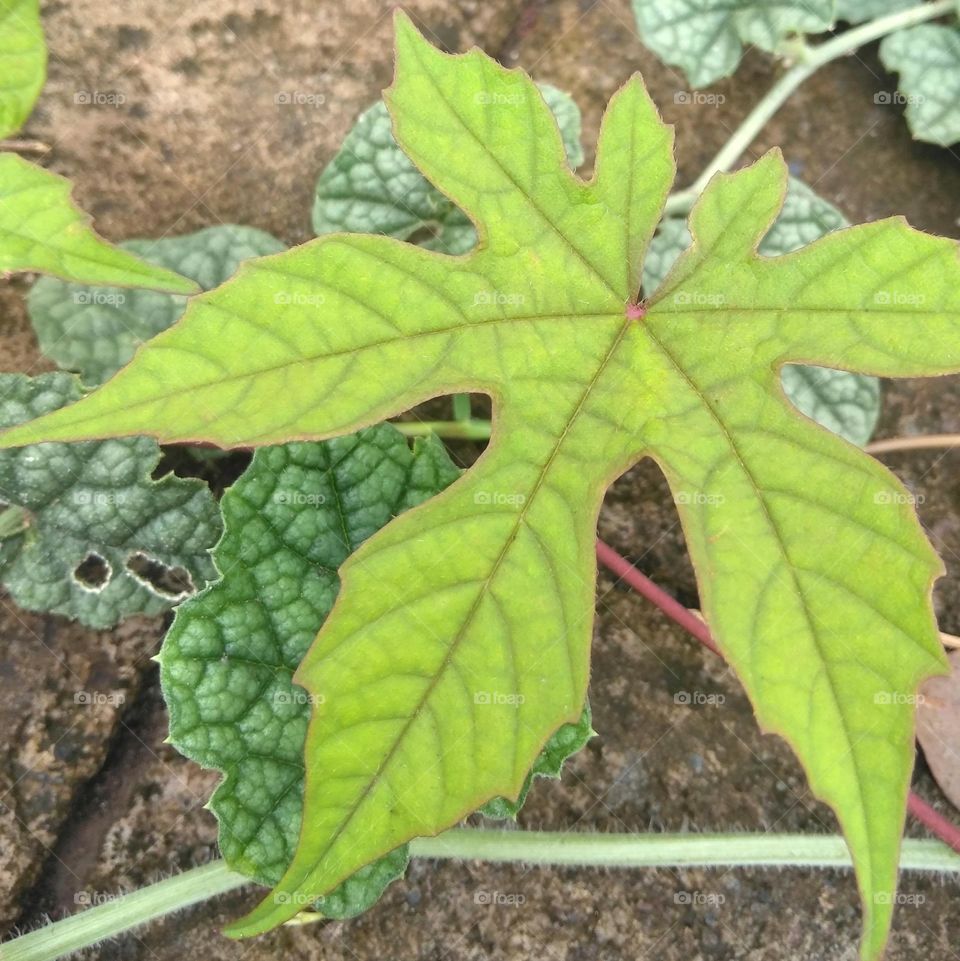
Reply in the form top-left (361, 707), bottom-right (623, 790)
top-left (5, 832), bottom-right (959, 961)
top-left (394, 419), bottom-right (492, 441)
top-left (663, 0), bottom-right (957, 217)
top-left (452, 393), bottom-right (473, 422)
top-left (0, 861), bottom-right (247, 961)
top-left (412, 829), bottom-right (960, 871)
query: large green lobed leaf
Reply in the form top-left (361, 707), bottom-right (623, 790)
top-left (28, 225), bottom-right (285, 385)
top-left (645, 177), bottom-right (881, 446)
top-left (2, 17), bottom-right (959, 959)
top-left (0, 0), bottom-right (45, 139)
top-left (0, 154), bottom-right (200, 291)
top-left (313, 84), bottom-right (584, 255)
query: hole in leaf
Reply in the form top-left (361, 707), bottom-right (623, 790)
top-left (73, 553), bottom-right (112, 591)
top-left (406, 222), bottom-right (443, 246)
top-left (125, 552), bottom-right (195, 599)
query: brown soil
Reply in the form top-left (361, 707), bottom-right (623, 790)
top-left (2, 1), bottom-right (960, 959)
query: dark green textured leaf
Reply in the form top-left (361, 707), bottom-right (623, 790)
top-left (0, 372), bottom-right (220, 628)
top-left (479, 703), bottom-right (593, 819)
top-left (879, 24), bottom-right (960, 147)
top-left (631, 0), bottom-right (833, 87)
top-left (835, 0), bottom-right (914, 23)
top-left (28, 225), bottom-right (285, 386)
top-left (312, 84), bottom-right (584, 255)
top-left (160, 426), bottom-right (460, 912)
top-left (780, 365), bottom-right (880, 446)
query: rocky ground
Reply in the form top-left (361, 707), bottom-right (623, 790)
top-left (1, 1), bottom-right (959, 958)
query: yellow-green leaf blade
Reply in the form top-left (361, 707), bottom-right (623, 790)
top-left (641, 152), bottom-right (958, 958)
top-left (0, 0), bottom-right (45, 139)
top-left (1, 19), bottom-right (959, 961)
top-left (0, 154), bottom-right (200, 291)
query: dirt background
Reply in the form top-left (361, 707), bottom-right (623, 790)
top-left (2, 0), bottom-right (960, 958)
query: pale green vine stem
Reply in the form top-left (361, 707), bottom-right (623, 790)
top-left (4, 832), bottom-right (960, 961)
top-left (395, 419), bottom-right (492, 440)
top-left (662, 0), bottom-right (957, 217)
top-left (0, 860), bottom-right (246, 961)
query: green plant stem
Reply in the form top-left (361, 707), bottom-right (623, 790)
top-left (394, 419), bottom-right (492, 441)
top-left (412, 829), bottom-right (960, 871)
top-left (0, 860), bottom-right (247, 961)
top-left (452, 393), bottom-right (473, 422)
top-left (5, 832), bottom-right (959, 961)
top-left (662, 0), bottom-right (957, 217)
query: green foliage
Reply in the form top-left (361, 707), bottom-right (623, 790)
top-left (2, 19), bottom-right (958, 960)
top-left (0, 0), bottom-right (45, 139)
top-left (880, 24), bottom-right (960, 146)
top-left (835, 0), bottom-right (914, 23)
top-left (0, 372), bottom-right (220, 628)
top-left (0, 2), bottom-right (195, 291)
top-left (162, 425), bottom-right (589, 914)
top-left (161, 427), bottom-right (459, 912)
top-left (630, 0), bottom-right (833, 87)
top-left (645, 177), bottom-right (880, 446)
top-left (28, 226), bottom-right (285, 385)
top-left (479, 703), bottom-right (593, 820)
top-left (313, 84), bottom-right (584, 255)
top-left (778, 365), bottom-right (880, 446)
top-left (0, 154), bottom-right (200, 290)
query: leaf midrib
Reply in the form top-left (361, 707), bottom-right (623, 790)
top-left (404, 41), bottom-right (623, 301)
top-left (640, 322), bottom-right (878, 889)
top-left (292, 316), bottom-right (635, 889)
top-left (41, 311), bottom-right (622, 436)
